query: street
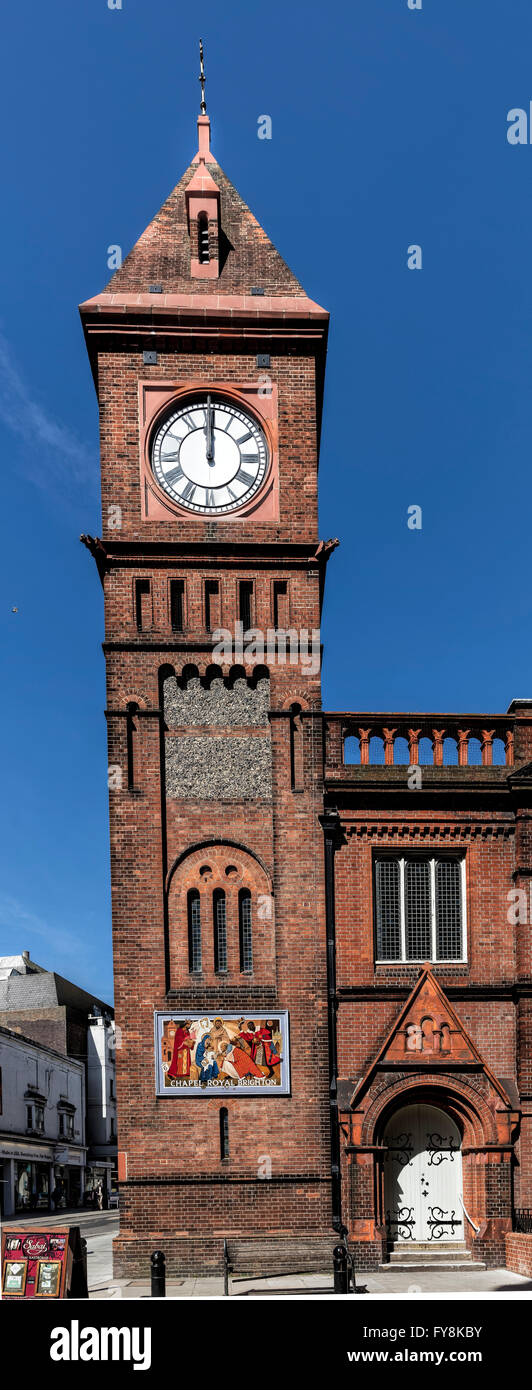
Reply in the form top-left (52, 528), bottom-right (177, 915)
top-left (2, 1211), bottom-right (532, 1298)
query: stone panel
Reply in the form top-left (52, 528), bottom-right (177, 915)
top-left (163, 673), bottom-right (270, 728)
top-left (165, 734), bottom-right (272, 799)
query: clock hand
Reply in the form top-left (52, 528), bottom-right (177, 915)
top-left (205, 395), bottom-right (214, 464)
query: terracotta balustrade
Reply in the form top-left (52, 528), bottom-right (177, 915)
top-left (328, 713), bottom-right (518, 770)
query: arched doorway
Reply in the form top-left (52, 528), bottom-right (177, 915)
top-left (383, 1103), bottom-right (463, 1245)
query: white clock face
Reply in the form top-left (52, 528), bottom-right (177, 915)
top-left (151, 397), bottom-right (268, 514)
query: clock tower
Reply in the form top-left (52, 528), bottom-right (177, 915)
top-left (80, 95), bottom-right (337, 1277)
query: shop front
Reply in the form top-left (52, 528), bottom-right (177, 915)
top-left (0, 1141), bottom-right (56, 1218)
top-left (0, 1141), bottom-right (86, 1216)
top-left (15, 1159), bottom-right (51, 1211)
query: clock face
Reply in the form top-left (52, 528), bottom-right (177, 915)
top-left (151, 397), bottom-right (268, 514)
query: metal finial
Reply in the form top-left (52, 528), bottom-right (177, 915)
top-left (199, 39), bottom-right (206, 114)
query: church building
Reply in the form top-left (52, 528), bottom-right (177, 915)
top-left (80, 92), bottom-right (532, 1275)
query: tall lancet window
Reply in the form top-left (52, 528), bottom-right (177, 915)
top-left (187, 889), bottom-right (202, 973)
top-left (219, 1107), bottom-right (229, 1161)
top-left (239, 889), bottom-right (253, 974)
top-left (213, 889), bottom-right (228, 973)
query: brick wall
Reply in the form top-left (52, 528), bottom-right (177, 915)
top-left (90, 276), bottom-right (334, 1276)
top-left (505, 1232), bottom-right (532, 1277)
top-left (83, 131), bottom-right (532, 1278)
top-left (0, 1007), bottom-right (68, 1057)
top-left (97, 348), bottom-right (319, 549)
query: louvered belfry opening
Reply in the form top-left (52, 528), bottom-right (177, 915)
top-left (198, 212), bottom-right (210, 264)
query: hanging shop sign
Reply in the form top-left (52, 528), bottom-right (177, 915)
top-left (155, 1010), bottom-right (291, 1096)
top-left (1, 1226), bottom-right (88, 1299)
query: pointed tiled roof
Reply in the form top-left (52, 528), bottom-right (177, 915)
top-left (100, 121), bottom-right (306, 301)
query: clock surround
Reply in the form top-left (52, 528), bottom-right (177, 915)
top-left (151, 394), bottom-right (268, 515)
top-left (139, 380), bottom-right (279, 523)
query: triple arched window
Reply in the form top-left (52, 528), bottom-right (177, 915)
top-left (187, 887), bottom-right (253, 975)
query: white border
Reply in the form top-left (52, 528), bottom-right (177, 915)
top-left (154, 1010), bottom-right (291, 1097)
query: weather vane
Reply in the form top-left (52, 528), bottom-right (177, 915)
top-left (199, 39), bottom-right (207, 115)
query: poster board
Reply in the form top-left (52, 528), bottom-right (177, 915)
top-left (1, 1226), bottom-right (87, 1299)
top-left (155, 1009), bottom-right (291, 1096)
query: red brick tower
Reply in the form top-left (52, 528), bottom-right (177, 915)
top-left (80, 105), bottom-right (338, 1275)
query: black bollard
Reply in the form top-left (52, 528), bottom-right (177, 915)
top-left (333, 1243), bottom-right (349, 1294)
top-left (81, 1237), bottom-right (88, 1290)
top-left (151, 1249), bottom-right (166, 1298)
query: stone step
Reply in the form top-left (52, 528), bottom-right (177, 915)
top-left (379, 1261), bottom-right (487, 1273)
top-left (389, 1241), bottom-right (468, 1251)
top-left (388, 1247), bottom-right (473, 1264)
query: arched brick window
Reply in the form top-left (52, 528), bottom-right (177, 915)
top-left (167, 840), bottom-right (273, 986)
top-left (239, 888), bottom-right (253, 973)
top-left (187, 889), bottom-right (202, 973)
top-left (213, 889), bottom-right (227, 973)
top-left (290, 703), bottom-right (304, 790)
top-left (126, 701), bottom-right (139, 790)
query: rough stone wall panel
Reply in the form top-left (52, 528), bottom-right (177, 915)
top-left (165, 733), bottom-right (272, 800)
top-left (163, 673), bottom-right (270, 728)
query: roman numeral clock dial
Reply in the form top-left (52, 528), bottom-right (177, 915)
top-left (151, 396), bottom-right (268, 514)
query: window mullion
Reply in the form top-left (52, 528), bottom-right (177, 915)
top-left (400, 858), bottom-right (406, 961)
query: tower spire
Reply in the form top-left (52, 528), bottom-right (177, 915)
top-left (199, 39), bottom-right (206, 115)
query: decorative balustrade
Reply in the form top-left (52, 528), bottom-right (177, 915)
top-left (324, 714), bottom-right (516, 771)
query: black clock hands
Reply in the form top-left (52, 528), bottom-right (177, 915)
top-left (205, 395), bottom-right (215, 464)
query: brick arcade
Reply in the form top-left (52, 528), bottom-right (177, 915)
top-left (80, 104), bottom-right (532, 1276)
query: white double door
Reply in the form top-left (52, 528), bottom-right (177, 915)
top-left (383, 1103), bottom-right (463, 1244)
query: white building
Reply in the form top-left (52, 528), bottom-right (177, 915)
top-left (0, 952), bottom-right (117, 1206)
top-left (86, 1008), bottom-right (117, 1200)
top-left (0, 1026), bottom-right (86, 1217)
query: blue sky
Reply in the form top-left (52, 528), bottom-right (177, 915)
top-left (1, 0), bottom-right (532, 999)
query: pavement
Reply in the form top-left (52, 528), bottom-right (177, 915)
top-left (90, 1267), bottom-right (532, 1300)
top-left (89, 1268), bottom-right (532, 1299)
top-left (3, 1211), bottom-right (532, 1299)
